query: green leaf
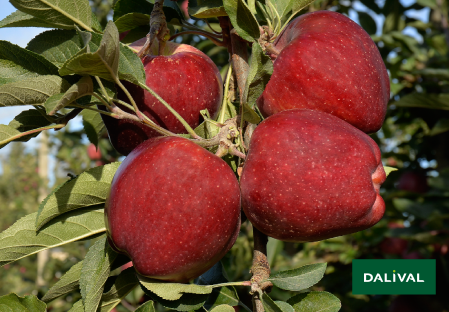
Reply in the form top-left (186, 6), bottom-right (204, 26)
top-left (287, 0), bottom-right (315, 24)
top-left (430, 118), bottom-right (449, 136)
top-left (135, 301), bottom-right (156, 312)
top-left (414, 68), bottom-right (449, 81)
top-left (113, 0), bottom-right (184, 24)
top-left (0, 59), bottom-right (41, 86)
top-left (196, 262), bottom-right (239, 310)
top-left (42, 255), bottom-right (131, 303)
top-left (8, 107), bottom-right (55, 142)
top-left (210, 304), bottom-right (235, 312)
top-left (0, 207), bottom-right (106, 267)
top-left (58, 25), bottom-right (145, 86)
top-left (275, 301), bottom-right (295, 312)
top-left (91, 11), bottom-right (103, 32)
top-left (262, 294), bottom-right (283, 312)
top-left (36, 162), bottom-right (120, 230)
top-left (9, 108), bottom-right (53, 132)
top-left (0, 40), bottom-right (59, 76)
top-left (82, 109), bottom-right (106, 147)
top-left (9, 0), bottom-right (93, 31)
top-left (49, 76), bottom-right (94, 115)
top-left (68, 300), bottom-right (84, 312)
top-left (44, 93), bottom-right (65, 114)
top-left (139, 279), bottom-right (212, 301)
top-left (0, 75), bottom-right (71, 107)
top-left (268, 263), bottom-right (327, 291)
top-left (357, 11), bottom-right (377, 35)
top-left (0, 10), bottom-right (63, 29)
top-left (0, 125), bottom-right (23, 149)
top-left (189, 0), bottom-right (227, 18)
top-left (244, 43), bottom-right (273, 108)
top-left (223, 0), bottom-right (260, 42)
top-left (144, 291), bottom-right (209, 312)
top-left (287, 292), bottom-right (341, 312)
top-left (0, 293), bottom-right (46, 312)
top-left (267, 237), bottom-right (284, 267)
top-left (114, 13), bottom-right (151, 33)
top-left (204, 286), bottom-right (239, 310)
top-left (42, 261), bottom-right (83, 303)
top-left (394, 93), bottom-right (449, 110)
top-left (80, 237), bottom-right (119, 312)
top-left (60, 21), bottom-right (120, 82)
top-left (242, 102), bottom-right (261, 124)
top-left (27, 29), bottom-right (88, 69)
top-left (97, 267), bottom-right (140, 312)
top-left (384, 166), bottom-right (398, 177)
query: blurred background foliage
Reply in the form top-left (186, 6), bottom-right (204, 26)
top-left (1, 0), bottom-right (449, 311)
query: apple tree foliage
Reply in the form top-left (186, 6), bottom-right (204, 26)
top-left (0, 0), bottom-right (448, 311)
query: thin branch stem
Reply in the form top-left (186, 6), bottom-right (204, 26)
top-left (94, 77), bottom-right (112, 104)
top-left (169, 31), bottom-right (225, 46)
top-left (210, 281), bottom-right (252, 288)
top-left (219, 65), bottom-right (233, 124)
top-left (0, 124), bottom-right (65, 147)
top-left (138, 82), bottom-right (201, 139)
top-left (203, 19), bottom-right (223, 35)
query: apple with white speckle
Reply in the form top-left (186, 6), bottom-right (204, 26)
top-left (101, 38), bottom-right (223, 155)
top-left (105, 136), bottom-right (241, 282)
top-left (240, 109), bottom-right (386, 242)
top-left (257, 11), bottom-right (390, 133)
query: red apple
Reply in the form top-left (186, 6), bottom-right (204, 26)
top-left (257, 11), bottom-right (390, 133)
top-left (87, 143), bottom-right (102, 160)
top-left (240, 109), bottom-right (386, 242)
top-left (105, 136), bottom-right (241, 282)
top-left (397, 171), bottom-right (429, 193)
top-left (101, 38), bottom-right (223, 156)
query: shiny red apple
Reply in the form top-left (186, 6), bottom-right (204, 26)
top-left (257, 11), bottom-right (390, 133)
top-left (240, 109), bottom-right (386, 242)
top-left (101, 38), bottom-right (223, 155)
top-left (105, 136), bottom-right (241, 282)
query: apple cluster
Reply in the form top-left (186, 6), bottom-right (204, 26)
top-left (105, 11), bottom-right (389, 282)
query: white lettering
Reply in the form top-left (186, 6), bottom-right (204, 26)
top-left (393, 274), bottom-right (396, 282)
top-left (384, 273), bottom-right (391, 282)
top-left (364, 273), bottom-right (373, 282)
top-left (398, 273), bottom-right (407, 282)
top-left (406, 274), bottom-right (416, 282)
top-left (417, 274), bottom-right (425, 282)
top-left (373, 274), bottom-right (383, 282)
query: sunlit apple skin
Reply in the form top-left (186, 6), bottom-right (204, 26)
top-left (257, 11), bottom-right (390, 133)
top-left (240, 109), bottom-right (386, 242)
top-left (102, 39), bottom-right (223, 156)
top-left (105, 136), bottom-right (241, 282)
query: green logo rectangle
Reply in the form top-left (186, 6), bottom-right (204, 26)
top-left (352, 259), bottom-right (436, 295)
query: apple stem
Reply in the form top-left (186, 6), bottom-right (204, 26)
top-left (210, 281), bottom-right (252, 288)
top-left (137, 82), bottom-right (202, 139)
top-left (219, 66), bottom-right (234, 124)
top-left (137, 0), bottom-right (170, 58)
top-left (203, 19), bottom-right (223, 35)
top-left (250, 227), bottom-right (273, 312)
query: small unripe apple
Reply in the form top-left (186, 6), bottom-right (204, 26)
top-left (105, 137), bottom-right (241, 282)
top-left (101, 39), bottom-right (223, 156)
top-left (240, 109), bottom-right (386, 242)
top-left (257, 11), bottom-right (390, 133)
top-left (87, 143), bottom-right (102, 160)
